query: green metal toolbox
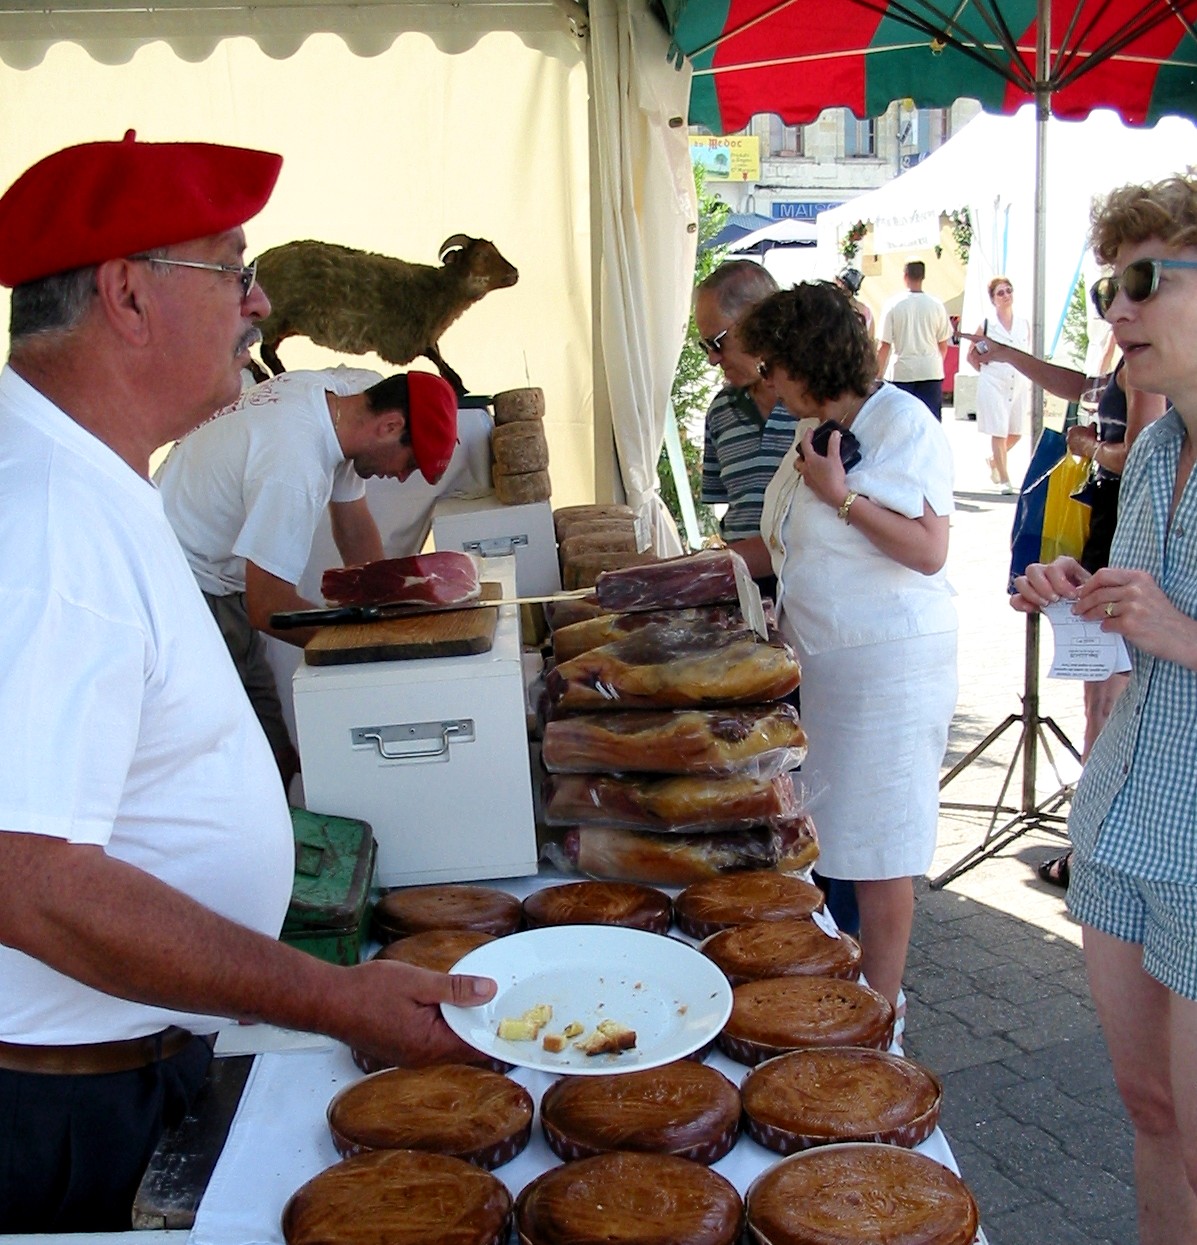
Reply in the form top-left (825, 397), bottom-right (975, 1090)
top-left (281, 808), bottom-right (377, 965)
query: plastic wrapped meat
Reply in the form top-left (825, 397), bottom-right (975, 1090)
top-left (594, 548), bottom-right (744, 612)
top-left (543, 595), bottom-right (607, 631)
top-left (544, 622), bottom-right (801, 711)
top-left (541, 704), bottom-right (807, 776)
top-left (542, 771), bottom-right (798, 833)
top-left (551, 604), bottom-right (746, 664)
top-left (321, 551), bottom-right (480, 608)
top-left (542, 816), bottom-right (820, 885)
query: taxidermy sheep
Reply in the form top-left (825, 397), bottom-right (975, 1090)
top-left (252, 235), bottom-right (519, 394)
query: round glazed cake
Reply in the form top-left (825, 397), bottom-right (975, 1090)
top-left (521, 880), bottom-right (672, 934)
top-left (326, 1065), bottom-right (533, 1168)
top-left (719, 976), bottom-right (894, 1065)
top-left (538, 1059), bottom-right (741, 1163)
top-left (744, 1143), bottom-right (979, 1245)
top-left (374, 928), bottom-right (497, 972)
top-left (515, 1151), bottom-right (743, 1245)
top-left (701, 917), bottom-right (862, 985)
top-left (741, 1047), bottom-right (943, 1152)
top-left (674, 872), bottom-right (824, 940)
top-left (282, 1149), bottom-right (512, 1245)
top-left (372, 885), bottom-right (523, 941)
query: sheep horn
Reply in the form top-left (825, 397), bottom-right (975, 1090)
top-left (438, 234), bottom-right (471, 259)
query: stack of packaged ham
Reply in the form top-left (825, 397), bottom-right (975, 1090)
top-left (553, 504), bottom-right (657, 590)
top-left (539, 547), bottom-right (818, 886)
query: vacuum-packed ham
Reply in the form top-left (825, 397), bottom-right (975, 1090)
top-left (543, 595), bottom-right (606, 631)
top-left (544, 622), bottom-right (801, 712)
top-left (541, 704), bottom-right (807, 776)
top-left (551, 605), bottom-right (745, 664)
top-left (542, 817), bottom-right (819, 885)
top-left (594, 548), bottom-right (744, 612)
top-left (542, 771), bottom-right (798, 833)
top-left (321, 551), bottom-right (480, 608)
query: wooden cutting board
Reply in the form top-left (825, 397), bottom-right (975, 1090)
top-left (304, 582), bottom-right (501, 666)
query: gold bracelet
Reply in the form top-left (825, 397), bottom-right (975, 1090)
top-left (837, 490), bottom-right (859, 523)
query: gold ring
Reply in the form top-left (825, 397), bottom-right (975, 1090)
top-left (1105, 602), bottom-right (1114, 617)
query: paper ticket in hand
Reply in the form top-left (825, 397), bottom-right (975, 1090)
top-left (1042, 599), bottom-right (1132, 681)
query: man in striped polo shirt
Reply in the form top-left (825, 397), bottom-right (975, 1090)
top-left (695, 261), bottom-right (798, 596)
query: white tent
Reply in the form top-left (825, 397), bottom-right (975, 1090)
top-left (817, 107), bottom-right (1197, 360)
top-left (0, 0), bottom-right (694, 554)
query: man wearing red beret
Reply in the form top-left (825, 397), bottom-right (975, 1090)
top-left (0, 134), bottom-right (493, 1232)
top-left (154, 365), bottom-right (460, 792)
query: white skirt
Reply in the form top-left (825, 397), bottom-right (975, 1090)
top-left (796, 630), bottom-right (958, 880)
top-left (976, 363), bottom-right (1030, 436)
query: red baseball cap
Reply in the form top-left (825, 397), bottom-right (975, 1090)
top-left (407, 372), bottom-right (460, 483)
top-left (0, 130), bottom-right (282, 287)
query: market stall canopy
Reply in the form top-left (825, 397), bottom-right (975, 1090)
top-left (659, 0), bottom-right (1197, 131)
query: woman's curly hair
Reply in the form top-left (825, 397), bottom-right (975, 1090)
top-left (738, 282), bottom-right (877, 404)
top-left (1090, 174), bottom-right (1197, 266)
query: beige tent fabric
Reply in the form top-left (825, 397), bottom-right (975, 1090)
top-left (591, 0), bottom-right (693, 555)
top-left (0, 29), bottom-right (600, 504)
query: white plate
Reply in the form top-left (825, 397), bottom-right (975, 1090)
top-left (441, 925), bottom-right (733, 1075)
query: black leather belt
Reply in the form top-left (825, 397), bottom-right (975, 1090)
top-left (0, 1025), bottom-right (200, 1076)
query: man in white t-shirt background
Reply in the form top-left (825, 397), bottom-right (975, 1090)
top-left (155, 366), bottom-right (460, 789)
top-left (875, 260), bottom-right (952, 421)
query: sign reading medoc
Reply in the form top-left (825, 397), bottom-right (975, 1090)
top-left (689, 135), bottom-right (760, 182)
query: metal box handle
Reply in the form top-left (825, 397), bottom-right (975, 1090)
top-left (461, 534), bottom-right (529, 557)
top-left (350, 719), bottom-right (475, 761)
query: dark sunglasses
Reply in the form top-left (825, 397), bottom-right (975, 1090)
top-left (698, 327), bottom-right (729, 355)
top-left (1090, 258), bottom-right (1197, 320)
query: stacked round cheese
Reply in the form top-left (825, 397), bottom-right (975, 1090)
top-left (491, 388), bottom-right (550, 505)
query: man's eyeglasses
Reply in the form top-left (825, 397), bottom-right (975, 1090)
top-left (1090, 258), bottom-right (1197, 320)
top-left (133, 256), bottom-right (258, 302)
top-left (698, 327), bottom-right (729, 355)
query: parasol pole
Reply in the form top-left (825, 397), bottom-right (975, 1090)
top-left (932, 0), bottom-right (1081, 889)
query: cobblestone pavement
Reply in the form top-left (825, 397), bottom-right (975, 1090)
top-left (911, 412), bottom-right (1136, 1245)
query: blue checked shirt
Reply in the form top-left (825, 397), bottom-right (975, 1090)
top-left (701, 387), bottom-right (798, 543)
top-left (1070, 409), bottom-right (1197, 882)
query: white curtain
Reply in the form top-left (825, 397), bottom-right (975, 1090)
top-left (590, 0), bottom-right (694, 555)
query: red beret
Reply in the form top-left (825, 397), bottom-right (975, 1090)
top-left (0, 130), bottom-right (282, 287)
top-left (406, 372), bottom-right (460, 484)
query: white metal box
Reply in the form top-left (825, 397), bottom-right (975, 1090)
top-left (432, 494), bottom-right (561, 597)
top-left (292, 559), bottom-right (538, 887)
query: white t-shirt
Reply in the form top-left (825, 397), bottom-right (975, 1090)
top-left (878, 292), bottom-right (952, 381)
top-left (0, 366), bottom-right (293, 1044)
top-left (154, 368), bottom-right (378, 596)
top-left (760, 383), bottom-right (958, 656)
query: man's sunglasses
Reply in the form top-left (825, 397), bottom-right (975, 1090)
top-left (697, 327), bottom-right (729, 355)
top-left (1090, 258), bottom-right (1197, 320)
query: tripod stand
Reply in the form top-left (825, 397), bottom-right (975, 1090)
top-left (930, 611), bottom-right (1081, 889)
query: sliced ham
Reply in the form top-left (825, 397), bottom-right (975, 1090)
top-left (547, 817), bottom-right (820, 885)
top-left (541, 704), bottom-right (807, 776)
top-left (321, 551), bottom-right (480, 608)
top-left (542, 771), bottom-right (799, 833)
top-left (594, 548), bottom-right (744, 612)
top-left (544, 621), bottom-right (801, 712)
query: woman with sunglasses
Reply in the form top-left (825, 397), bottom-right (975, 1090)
top-left (1011, 176), bottom-right (1197, 1245)
top-left (967, 276), bottom-right (1030, 493)
top-left (738, 282), bottom-right (957, 1022)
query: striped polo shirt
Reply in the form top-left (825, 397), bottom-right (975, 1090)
top-left (1069, 409), bottom-right (1197, 883)
top-left (701, 386), bottom-right (798, 542)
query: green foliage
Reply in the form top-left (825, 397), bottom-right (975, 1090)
top-left (1059, 278), bottom-right (1089, 368)
top-left (947, 209), bottom-right (972, 265)
top-left (657, 165), bottom-right (726, 547)
top-left (840, 220), bottom-right (868, 261)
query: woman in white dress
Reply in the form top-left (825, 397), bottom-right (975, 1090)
top-left (736, 282), bottom-right (958, 1014)
top-left (970, 275), bottom-right (1031, 492)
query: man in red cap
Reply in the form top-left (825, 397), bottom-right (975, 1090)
top-left (0, 134), bottom-right (492, 1232)
top-left (155, 366), bottom-right (460, 791)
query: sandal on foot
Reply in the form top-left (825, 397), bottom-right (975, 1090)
top-left (1036, 852), bottom-right (1071, 888)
